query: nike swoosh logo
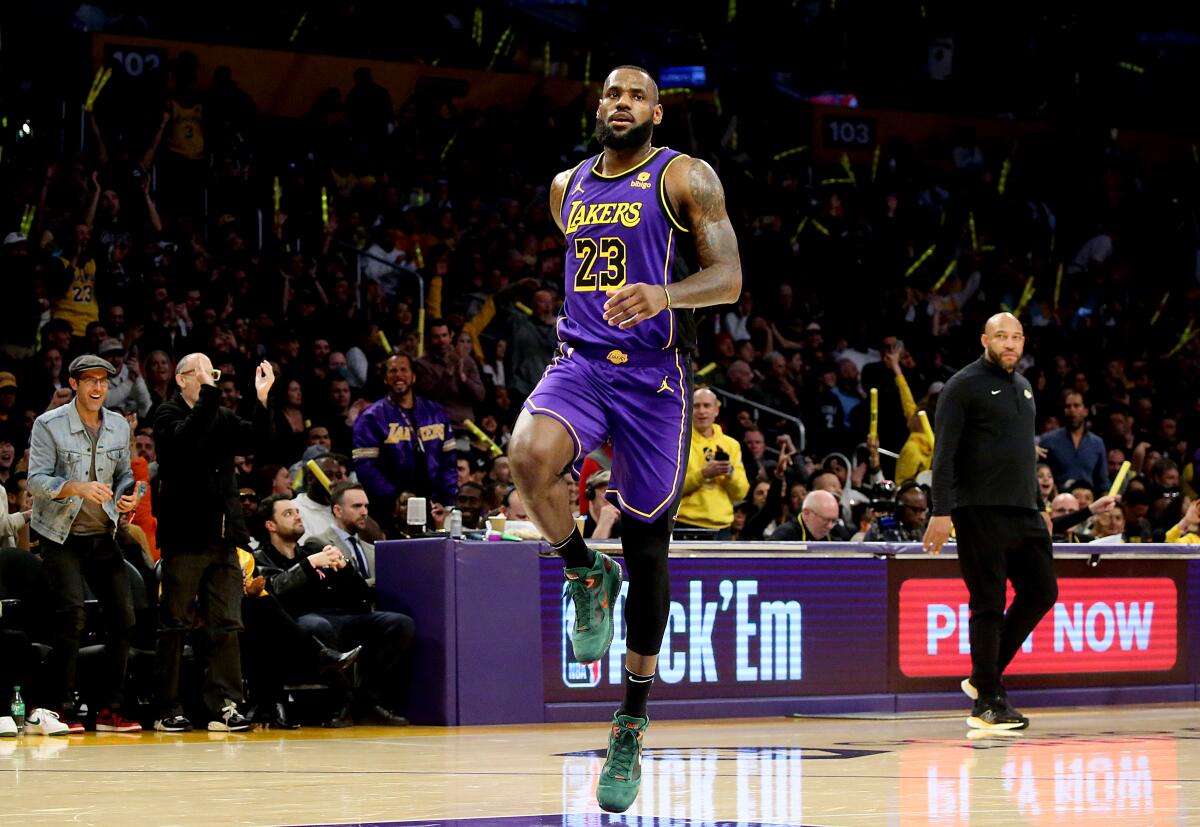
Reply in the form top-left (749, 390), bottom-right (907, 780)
top-left (991, 389), bottom-right (1002, 395)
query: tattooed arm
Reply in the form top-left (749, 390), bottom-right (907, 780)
top-left (602, 156), bottom-right (742, 329)
top-left (549, 167), bottom-right (574, 234)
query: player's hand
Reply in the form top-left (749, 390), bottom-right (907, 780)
top-left (1088, 495), bottom-right (1121, 515)
top-left (922, 515), bottom-right (953, 555)
top-left (602, 283), bottom-right (668, 329)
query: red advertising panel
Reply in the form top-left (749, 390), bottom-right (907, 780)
top-left (898, 577), bottom-right (1178, 678)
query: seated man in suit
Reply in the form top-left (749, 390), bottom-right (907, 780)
top-left (253, 494), bottom-right (414, 726)
top-left (311, 482), bottom-right (375, 587)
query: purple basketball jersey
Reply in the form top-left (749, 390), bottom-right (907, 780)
top-left (557, 146), bottom-right (693, 352)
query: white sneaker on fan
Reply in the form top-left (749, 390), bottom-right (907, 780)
top-left (24, 708), bottom-right (70, 736)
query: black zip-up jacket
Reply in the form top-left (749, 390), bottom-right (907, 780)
top-left (931, 356), bottom-right (1039, 516)
top-left (254, 539), bottom-right (373, 616)
top-left (154, 384), bottom-right (271, 552)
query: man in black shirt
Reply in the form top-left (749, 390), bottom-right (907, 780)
top-left (254, 495), bottom-right (414, 726)
top-left (923, 313), bottom-right (1057, 731)
top-left (153, 353), bottom-right (275, 733)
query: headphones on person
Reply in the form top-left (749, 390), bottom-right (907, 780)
top-left (586, 471), bottom-right (611, 502)
top-left (894, 480), bottom-right (928, 509)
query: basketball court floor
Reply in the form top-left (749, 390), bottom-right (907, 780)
top-left (3, 704), bottom-right (1198, 826)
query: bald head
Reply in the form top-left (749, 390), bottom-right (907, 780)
top-left (176, 352), bottom-right (208, 375)
top-left (981, 312), bottom-right (1025, 373)
top-left (984, 312), bottom-right (1021, 336)
top-left (692, 386), bottom-right (720, 433)
top-left (174, 352), bottom-right (214, 405)
top-left (801, 490), bottom-right (840, 540)
top-left (1050, 492), bottom-right (1080, 515)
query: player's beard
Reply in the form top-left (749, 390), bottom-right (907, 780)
top-left (595, 115), bottom-right (653, 150)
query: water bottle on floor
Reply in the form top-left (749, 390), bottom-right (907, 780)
top-left (10, 686), bottom-right (24, 733)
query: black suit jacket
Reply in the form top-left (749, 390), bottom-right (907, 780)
top-left (154, 384), bottom-right (271, 552)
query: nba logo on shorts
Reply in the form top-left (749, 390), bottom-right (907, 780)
top-left (561, 592), bottom-right (602, 688)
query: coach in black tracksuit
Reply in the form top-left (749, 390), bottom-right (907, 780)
top-left (922, 313), bottom-right (1057, 730)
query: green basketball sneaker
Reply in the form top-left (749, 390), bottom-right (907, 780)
top-left (563, 552), bottom-right (622, 663)
top-left (597, 712), bottom-right (649, 813)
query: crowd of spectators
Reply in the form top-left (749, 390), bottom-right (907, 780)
top-left (1, 31), bottom-right (1199, 728)
top-left (1, 45), bottom-right (1197, 544)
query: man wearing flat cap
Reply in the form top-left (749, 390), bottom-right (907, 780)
top-left (27, 354), bottom-right (145, 733)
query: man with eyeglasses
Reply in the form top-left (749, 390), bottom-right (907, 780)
top-left (153, 351), bottom-right (275, 733)
top-left (771, 489), bottom-right (841, 541)
top-left (28, 354), bottom-right (144, 733)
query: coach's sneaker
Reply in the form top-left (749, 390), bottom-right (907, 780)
top-left (597, 712), bottom-right (648, 814)
top-left (967, 697), bottom-right (1027, 731)
top-left (24, 708), bottom-right (70, 736)
top-left (999, 696), bottom-right (1029, 730)
top-left (564, 552), bottom-right (622, 663)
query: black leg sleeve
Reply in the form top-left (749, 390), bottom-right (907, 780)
top-left (619, 511), bottom-right (674, 657)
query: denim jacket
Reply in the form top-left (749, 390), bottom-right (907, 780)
top-left (27, 401), bottom-right (133, 545)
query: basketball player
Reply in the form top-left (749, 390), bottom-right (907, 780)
top-left (509, 65), bottom-right (741, 813)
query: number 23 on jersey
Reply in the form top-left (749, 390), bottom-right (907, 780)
top-left (573, 236), bottom-right (627, 291)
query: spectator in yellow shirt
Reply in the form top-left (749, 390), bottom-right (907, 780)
top-left (1166, 498), bottom-right (1200, 544)
top-left (677, 388), bottom-right (749, 539)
